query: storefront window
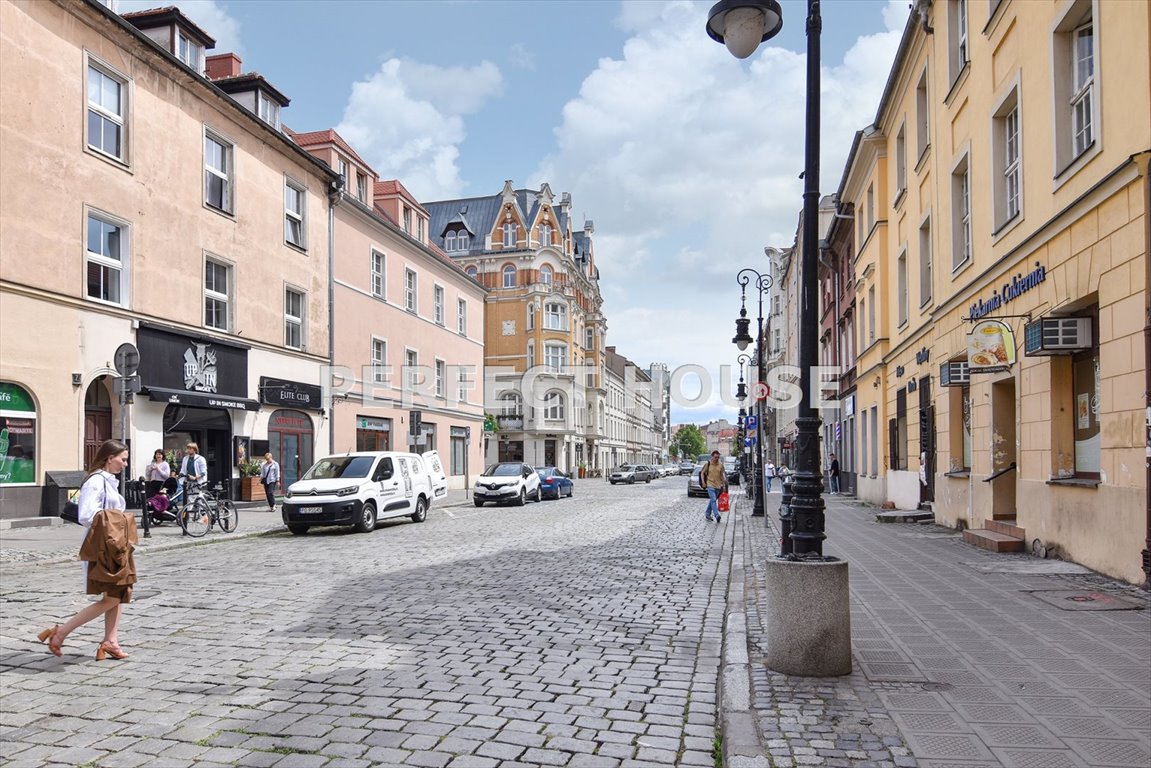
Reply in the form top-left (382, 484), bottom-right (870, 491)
top-left (1072, 350), bottom-right (1100, 477)
top-left (0, 382), bottom-right (36, 485)
top-left (450, 433), bottom-right (466, 475)
top-left (356, 416), bottom-right (391, 452)
top-left (269, 409), bottom-right (314, 487)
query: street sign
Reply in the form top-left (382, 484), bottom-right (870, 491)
top-left (112, 375), bottom-right (141, 395)
top-left (465, 426), bottom-right (472, 440)
top-left (113, 343), bottom-right (140, 377)
top-left (409, 410), bottom-right (422, 436)
top-left (745, 415), bottom-right (758, 430)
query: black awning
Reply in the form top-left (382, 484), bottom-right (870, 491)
top-left (145, 387), bottom-right (260, 411)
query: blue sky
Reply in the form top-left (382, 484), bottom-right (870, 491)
top-left (119, 0), bottom-right (907, 425)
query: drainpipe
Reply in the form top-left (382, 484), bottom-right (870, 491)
top-left (1137, 151), bottom-right (1151, 590)
top-left (327, 178), bottom-right (344, 455)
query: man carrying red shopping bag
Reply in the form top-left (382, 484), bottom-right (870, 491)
top-left (700, 451), bottom-right (729, 523)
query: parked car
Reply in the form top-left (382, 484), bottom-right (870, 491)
top-left (474, 462), bottom-right (542, 506)
top-left (723, 456), bottom-right (741, 485)
top-left (678, 461), bottom-right (696, 475)
top-left (610, 464), bottom-right (657, 484)
top-left (662, 463), bottom-right (679, 477)
top-left (687, 461), bottom-right (709, 497)
top-left (536, 467), bottom-right (574, 500)
top-left (282, 451), bottom-right (433, 536)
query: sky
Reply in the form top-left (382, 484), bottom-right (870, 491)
top-left (119, 0), bottom-right (908, 426)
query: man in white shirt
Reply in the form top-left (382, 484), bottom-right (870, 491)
top-left (180, 442), bottom-right (207, 485)
top-left (764, 461), bottom-right (776, 492)
top-left (259, 452), bottom-right (281, 511)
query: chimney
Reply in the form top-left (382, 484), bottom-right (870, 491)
top-left (206, 53), bottom-right (242, 80)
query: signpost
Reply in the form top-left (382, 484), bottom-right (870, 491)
top-left (113, 343), bottom-right (148, 537)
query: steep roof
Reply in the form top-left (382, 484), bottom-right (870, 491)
top-left (121, 6), bottom-right (215, 46)
top-left (287, 127), bottom-right (376, 176)
top-left (423, 185), bottom-right (573, 257)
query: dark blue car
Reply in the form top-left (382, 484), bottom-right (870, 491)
top-left (536, 467), bottom-right (574, 500)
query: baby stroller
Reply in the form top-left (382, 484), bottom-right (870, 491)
top-left (145, 479), bottom-right (179, 525)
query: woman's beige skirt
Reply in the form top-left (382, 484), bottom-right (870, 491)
top-left (86, 577), bottom-right (132, 603)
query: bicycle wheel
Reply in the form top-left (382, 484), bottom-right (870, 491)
top-left (180, 498), bottom-right (211, 538)
top-left (216, 500), bottom-right (238, 533)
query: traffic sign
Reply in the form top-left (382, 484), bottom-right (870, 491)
top-left (745, 415), bottom-right (758, 431)
top-left (113, 343), bottom-right (140, 377)
top-left (465, 426), bottom-right (472, 440)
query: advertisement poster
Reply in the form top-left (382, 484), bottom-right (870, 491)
top-left (967, 319), bottom-right (1016, 373)
top-left (234, 435), bottom-right (250, 467)
top-left (0, 417), bottom-right (36, 485)
top-left (1077, 393), bottom-right (1091, 430)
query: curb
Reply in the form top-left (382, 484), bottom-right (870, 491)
top-left (720, 498), bottom-right (771, 768)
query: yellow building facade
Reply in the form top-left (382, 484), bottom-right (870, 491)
top-left (838, 0), bottom-right (1150, 583)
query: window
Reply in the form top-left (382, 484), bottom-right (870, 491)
top-left (867, 286), bottom-right (876, 343)
top-left (892, 389), bottom-right (908, 471)
top-left (456, 367), bottom-right (470, 403)
top-left (85, 210), bottom-right (127, 305)
top-left (915, 68), bottom-right (929, 161)
top-left (544, 392), bottom-right (565, 420)
top-left (527, 303), bottom-right (536, 330)
top-left (951, 154), bottom-right (972, 271)
top-left (371, 338), bottom-right (387, 384)
top-left (866, 184), bottom-right (875, 231)
top-left (991, 87), bottom-right (1023, 230)
top-left (337, 157), bottom-right (349, 185)
top-left (545, 344), bottom-right (567, 373)
top-left (918, 216), bottom-right (932, 307)
top-left (204, 132), bottom-right (232, 213)
top-left (527, 341), bottom-right (535, 369)
top-left (450, 431), bottom-right (466, 475)
top-left (87, 62), bottom-right (126, 161)
top-left (540, 223), bottom-right (552, 246)
top-left (502, 264), bottom-right (516, 288)
top-left (433, 285), bottom-right (445, 325)
top-left (1053, 3), bottom-right (1098, 174)
top-left (445, 232), bottom-right (456, 251)
top-left (356, 173), bottom-right (367, 203)
top-left (540, 265), bottom-right (553, 285)
top-left (949, 0), bottom-right (969, 84)
top-left (897, 249), bottom-right (908, 327)
top-left (870, 406), bottom-right (879, 477)
top-left (544, 302), bottom-right (567, 331)
top-left (257, 92), bottom-right (280, 128)
top-left (404, 268), bottom-right (417, 312)
top-left (502, 222), bottom-right (516, 247)
top-left (1070, 344), bottom-right (1100, 477)
top-left (405, 349), bottom-right (419, 391)
top-left (435, 359), bottom-right (446, 398)
top-left (499, 392), bottom-right (522, 416)
top-left (284, 181), bottom-right (305, 247)
top-left (585, 327), bottom-right (594, 350)
top-left (860, 408), bottom-right (868, 479)
top-left (457, 231), bottom-right (470, 250)
top-left (457, 298), bottom-right (467, 335)
top-left (177, 33), bottom-right (203, 73)
top-left (371, 250), bottom-right (385, 298)
top-left (948, 383), bottom-right (972, 472)
top-left (418, 217), bottom-right (425, 242)
top-left (895, 123), bottom-right (907, 198)
top-left (466, 266), bottom-right (478, 281)
top-left (403, 207), bottom-right (412, 234)
top-left (204, 259), bottom-right (231, 330)
top-left (1071, 23), bottom-right (1094, 157)
top-left (284, 288), bottom-right (304, 349)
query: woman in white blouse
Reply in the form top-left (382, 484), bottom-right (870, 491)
top-left (38, 439), bottom-right (133, 660)
top-left (145, 448), bottom-right (171, 497)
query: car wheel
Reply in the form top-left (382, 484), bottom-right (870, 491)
top-left (646, 477), bottom-right (652, 483)
top-left (287, 524), bottom-right (309, 536)
top-left (515, 488), bottom-right (526, 506)
top-left (533, 486), bottom-right (541, 503)
top-left (354, 501), bottom-right (377, 533)
top-left (610, 480), bottom-right (617, 485)
top-left (629, 477), bottom-right (635, 484)
top-left (410, 497), bottom-right (428, 523)
top-left (474, 498), bottom-right (485, 507)
top-left (567, 484), bottom-right (574, 498)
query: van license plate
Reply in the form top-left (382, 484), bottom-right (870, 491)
top-left (299, 506), bottom-right (322, 514)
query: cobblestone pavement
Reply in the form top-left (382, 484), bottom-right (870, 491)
top-left (741, 494), bottom-right (1151, 768)
top-left (0, 478), bottom-right (729, 768)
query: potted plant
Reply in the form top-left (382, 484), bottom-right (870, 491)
top-left (238, 459), bottom-right (263, 501)
top-left (578, 461), bottom-right (587, 479)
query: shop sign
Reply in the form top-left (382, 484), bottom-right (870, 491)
top-left (967, 320), bottom-right (1017, 373)
top-left (967, 261), bottom-right (1048, 320)
top-left (259, 377), bottom-right (322, 411)
top-left (358, 417), bottom-right (391, 431)
top-left (450, 426), bottom-right (468, 437)
top-left (137, 325), bottom-right (248, 398)
top-left (0, 382), bottom-right (36, 413)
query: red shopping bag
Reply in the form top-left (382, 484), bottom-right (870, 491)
top-left (717, 491), bottom-right (730, 512)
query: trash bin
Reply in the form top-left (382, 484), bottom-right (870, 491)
top-left (42, 470), bottom-right (88, 519)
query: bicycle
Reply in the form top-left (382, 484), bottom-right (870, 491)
top-left (175, 476), bottom-right (239, 537)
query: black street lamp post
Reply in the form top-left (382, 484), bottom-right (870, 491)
top-left (733, 273), bottom-right (771, 517)
top-left (736, 357), bottom-right (751, 488)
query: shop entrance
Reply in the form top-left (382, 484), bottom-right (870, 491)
top-left (163, 405), bottom-right (232, 489)
top-left (84, 378), bottom-right (113, 469)
top-left (918, 376), bottom-right (935, 505)
top-left (269, 409), bottom-right (314, 487)
top-left (544, 439), bottom-right (557, 468)
top-left (990, 378), bottom-right (1017, 520)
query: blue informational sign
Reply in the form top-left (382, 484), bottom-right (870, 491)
top-left (745, 436), bottom-right (757, 447)
top-left (745, 415), bottom-right (758, 430)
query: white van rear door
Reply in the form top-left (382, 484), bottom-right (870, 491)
top-left (422, 451), bottom-right (448, 499)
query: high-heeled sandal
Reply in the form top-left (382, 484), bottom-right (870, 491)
top-left (95, 641), bottom-right (129, 661)
top-left (37, 625), bottom-right (63, 657)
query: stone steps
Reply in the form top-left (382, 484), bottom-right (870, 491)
top-left (963, 525), bottom-right (1026, 553)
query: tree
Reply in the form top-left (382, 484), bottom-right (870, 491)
top-left (673, 424), bottom-right (706, 462)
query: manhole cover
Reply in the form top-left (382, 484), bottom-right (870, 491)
top-left (1025, 590), bottom-right (1146, 611)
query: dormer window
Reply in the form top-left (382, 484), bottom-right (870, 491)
top-left (178, 33), bottom-right (203, 73)
top-left (502, 222), bottom-right (516, 247)
top-left (457, 231), bottom-right (469, 249)
top-left (257, 91), bottom-right (280, 128)
top-left (356, 173), bottom-right (367, 203)
top-left (540, 223), bottom-right (553, 246)
top-left (445, 232), bottom-right (456, 251)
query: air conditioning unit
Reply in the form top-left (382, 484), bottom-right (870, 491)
top-left (1023, 317), bottom-right (1092, 355)
top-left (939, 361), bottom-right (969, 387)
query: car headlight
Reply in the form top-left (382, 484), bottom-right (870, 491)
top-left (285, 489), bottom-right (294, 499)
top-left (335, 485), bottom-right (361, 497)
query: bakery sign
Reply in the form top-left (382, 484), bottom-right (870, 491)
top-left (967, 320), bottom-right (1017, 373)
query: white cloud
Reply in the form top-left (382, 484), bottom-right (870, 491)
top-left (336, 59), bottom-right (503, 200)
top-left (115, 0), bottom-right (243, 55)
top-left (508, 43), bottom-right (537, 70)
top-left (532, 0), bottom-right (907, 425)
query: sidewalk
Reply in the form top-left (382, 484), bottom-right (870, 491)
top-left (0, 489), bottom-right (476, 567)
top-left (724, 495), bottom-right (1151, 768)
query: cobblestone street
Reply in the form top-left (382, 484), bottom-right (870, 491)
top-left (1, 480), bottom-right (727, 768)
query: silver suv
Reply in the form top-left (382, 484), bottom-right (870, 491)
top-left (609, 464), bottom-right (657, 484)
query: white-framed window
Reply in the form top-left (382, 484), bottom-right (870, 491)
top-left (257, 91), bottom-right (280, 128)
top-left (951, 153), bottom-right (972, 271)
top-left (85, 209), bottom-right (128, 306)
top-left (527, 303), bottom-right (535, 330)
top-left (177, 33), bottom-right (203, 73)
top-left (498, 391), bottom-right (522, 416)
top-left (543, 391), bottom-right (565, 420)
top-left (445, 232), bottom-right (456, 251)
top-left (433, 285), bottom-right (445, 325)
top-left (405, 349), bottom-right (419, 390)
top-left (540, 264), bottom-right (553, 285)
top-left (949, 0), bottom-right (969, 84)
top-left (284, 287), bottom-right (304, 350)
top-left (1053, 2), bottom-right (1099, 176)
top-left (371, 338), bottom-right (388, 384)
top-left (895, 123), bottom-right (907, 199)
top-left (992, 86), bottom-right (1022, 230)
top-left (354, 173), bottom-right (366, 203)
top-left (404, 268), bottom-right (417, 312)
top-left (545, 343), bottom-right (567, 373)
top-left (204, 258), bottom-right (232, 331)
top-left (539, 223), bottom-right (552, 246)
top-left (457, 298), bottom-right (468, 335)
top-left (1071, 22), bottom-right (1095, 157)
top-left (86, 60), bottom-right (127, 162)
top-left (896, 249), bottom-right (908, 327)
top-left (866, 184), bottom-right (875, 231)
top-left (457, 231), bottom-right (469, 250)
top-left (403, 207), bottom-right (412, 234)
top-left (465, 265), bottom-right (477, 279)
top-left (502, 222), bottom-right (516, 247)
top-left (915, 67), bottom-right (930, 161)
top-left (371, 250), bottom-right (385, 298)
top-left (456, 366), bottom-right (470, 404)
top-left (434, 359), bottom-right (446, 398)
top-left (418, 217), bottom-right (425, 242)
top-left (204, 131), bottom-right (233, 213)
top-left (527, 341), bottom-right (535, 369)
top-left (544, 302), bottom-right (567, 330)
top-left (502, 264), bottom-right (516, 288)
top-left (918, 215), bottom-right (932, 307)
top-left (284, 180), bottom-right (305, 247)
top-left (337, 157), bottom-right (349, 186)
top-left (867, 285), bottom-right (876, 343)
top-left (585, 327), bottom-right (594, 349)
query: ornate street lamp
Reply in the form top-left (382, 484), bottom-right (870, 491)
top-left (735, 275), bottom-right (770, 517)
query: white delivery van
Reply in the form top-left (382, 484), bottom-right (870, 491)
top-left (422, 450), bottom-right (449, 500)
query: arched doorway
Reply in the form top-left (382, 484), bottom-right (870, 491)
top-left (84, 378), bottom-right (113, 469)
top-left (269, 409), bottom-right (314, 487)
